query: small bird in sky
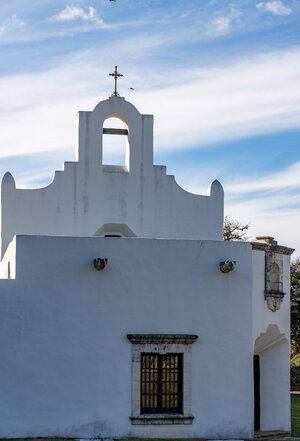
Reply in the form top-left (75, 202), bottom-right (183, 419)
top-left (109, 0), bottom-right (116, 2)
top-left (130, 87), bottom-right (134, 90)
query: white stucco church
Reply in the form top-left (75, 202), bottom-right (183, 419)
top-left (0, 82), bottom-right (294, 439)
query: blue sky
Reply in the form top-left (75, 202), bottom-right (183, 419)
top-left (0, 0), bottom-right (299, 256)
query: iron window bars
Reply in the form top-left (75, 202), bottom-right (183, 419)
top-left (141, 353), bottom-right (183, 414)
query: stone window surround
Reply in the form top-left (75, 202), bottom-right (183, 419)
top-left (251, 238), bottom-right (294, 312)
top-left (127, 334), bottom-right (198, 425)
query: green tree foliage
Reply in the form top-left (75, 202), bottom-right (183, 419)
top-left (223, 216), bottom-right (250, 241)
top-left (291, 259), bottom-right (300, 354)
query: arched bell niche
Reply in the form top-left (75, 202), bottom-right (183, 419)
top-left (102, 116), bottom-right (129, 168)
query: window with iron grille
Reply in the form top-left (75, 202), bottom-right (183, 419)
top-left (141, 353), bottom-right (183, 414)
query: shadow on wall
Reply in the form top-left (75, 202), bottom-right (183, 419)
top-left (254, 324), bottom-right (290, 431)
top-left (94, 223), bottom-right (136, 238)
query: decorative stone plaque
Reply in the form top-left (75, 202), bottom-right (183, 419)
top-left (252, 236), bottom-right (293, 312)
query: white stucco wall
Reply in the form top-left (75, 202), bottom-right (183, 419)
top-left (252, 249), bottom-right (291, 431)
top-left (0, 235), bottom-right (252, 439)
top-left (0, 89), bottom-right (292, 440)
top-left (0, 235), bottom-right (16, 279)
top-left (0, 97), bottom-right (224, 257)
top-left (252, 250), bottom-right (290, 341)
top-left (259, 338), bottom-right (290, 431)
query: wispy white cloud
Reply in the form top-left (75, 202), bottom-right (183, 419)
top-left (223, 164), bottom-right (300, 247)
top-left (0, 14), bottom-right (25, 36)
top-left (139, 47), bottom-right (300, 151)
top-left (256, 1), bottom-right (292, 16)
top-left (208, 6), bottom-right (242, 36)
top-left (223, 163), bottom-right (300, 254)
top-left (187, 161), bottom-right (300, 255)
top-left (210, 16), bottom-right (231, 35)
top-left (1, 46), bottom-right (300, 158)
top-left (225, 161), bottom-right (300, 195)
top-left (0, 39), bottom-right (298, 254)
top-left (51, 6), bottom-right (103, 25)
top-left (225, 194), bottom-right (299, 256)
top-left (0, 6), bottom-right (144, 43)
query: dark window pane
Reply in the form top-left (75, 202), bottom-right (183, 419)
top-left (141, 353), bottom-right (183, 414)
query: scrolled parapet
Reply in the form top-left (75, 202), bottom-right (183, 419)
top-left (1, 172), bottom-right (16, 189)
top-left (208, 179), bottom-right (224, 198)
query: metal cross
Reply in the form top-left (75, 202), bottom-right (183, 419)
top-left (109, 66), bottom-right (123, 96)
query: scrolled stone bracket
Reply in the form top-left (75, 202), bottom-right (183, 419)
top-left (264, 291), bottom-right (285, 312)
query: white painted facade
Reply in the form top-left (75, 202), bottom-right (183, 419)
top-left (0, 96), bottom-right (293, 439)
top-left (252, 245), bottom-right (292, 432)
top-left (0, 97), bottom-right (223, 259)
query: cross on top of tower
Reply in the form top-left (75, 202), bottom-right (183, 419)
top-left (109, 66), bottom-right (123, 97)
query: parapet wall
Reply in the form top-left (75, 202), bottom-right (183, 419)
top-left (0, 96), bottom-right (224, 257)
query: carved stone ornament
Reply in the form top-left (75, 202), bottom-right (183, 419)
top-left (252, 236), bottom-right (293, 312)
top-left (264, 291), bottom-right (285, 312)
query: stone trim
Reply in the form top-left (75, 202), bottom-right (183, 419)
top-left (127, 334), bottom-right (198, 345)
top-left (264, 291), bottom-right (286, 312)
top-left (128, 334), bottom-right (198, 425)
top-left (251, 242), bottom-right (294, 255)
top-left (252, 238), bottom-right (291, 311)
top-left (130, 415), bottom-right (194, 425)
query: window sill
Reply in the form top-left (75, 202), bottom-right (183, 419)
top-left (130, 414), bottom-right (194, 425)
